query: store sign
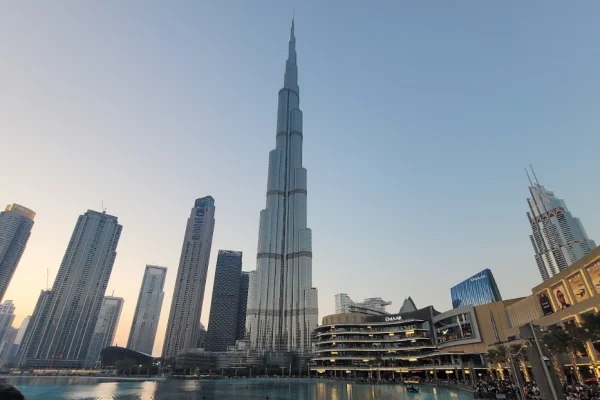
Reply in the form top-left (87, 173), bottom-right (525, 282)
top-left (537, 290), bottom-right (554, 316)
top-left (385, 315), bottom-right (403, 322)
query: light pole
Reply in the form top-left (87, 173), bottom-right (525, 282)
top-left (530, 322), bottom-right (560, 400)
top-left (505, 345), bottom-right (525, 400)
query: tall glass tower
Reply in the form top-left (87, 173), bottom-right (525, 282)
top-left (127, 265), bottom-right (167, 355)
top-left (162, 197), bottom-right (215, 359)
top-left (84, 296), bottom-right (123, 368)
top-left (18, 210), bottom-right (122, 368)
top-left (246, 21), bottom-right (318, 353)
top-left (205, 250), bottom-right (245, 352)
top-left (0, 204), bottom-right (35, 303)
top-left (527, 178), bottom-right (596, 281)
top-left (450, 269), bottom-right (502, 308)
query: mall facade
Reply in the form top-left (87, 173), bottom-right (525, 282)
top-left (313, 246), bottom-right (600, 382)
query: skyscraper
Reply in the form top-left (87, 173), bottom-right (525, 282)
top-left (246, 21), bottom-right (318, 352)
top-left (206, 250), bottom-right (246, 352)
top-left (84, 296), bottom-right (123, 368)
top-left (236, 272), bottom-right (250, 340)
top-left (18, 210), bottom-right (122, 368)
top-left (162, 197), bottom-right (215, 359)
top-left (9, 316), bottom-right (30, 358)
top-left (0, 204), bottom-right (35, 303)
top-left (0, 300), bottom-right (16, 343)
top-left (526, 174), bottom-right (596, 281)
top-left (0, 327), bottom-right (17, 364)
top-left (450, 269), bottom-right (502, 308)
top-left (127, 265), bottom-right (167, 355)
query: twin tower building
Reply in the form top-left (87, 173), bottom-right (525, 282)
top-left (13, 20), bottom-right (318, 368)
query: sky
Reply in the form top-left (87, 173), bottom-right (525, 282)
top-left (2, 1), bottom-right (600, 356)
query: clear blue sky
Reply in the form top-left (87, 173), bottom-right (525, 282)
top-left (2, 1), bottom-right (600, 355)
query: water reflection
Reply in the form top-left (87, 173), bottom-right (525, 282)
top-left (7, 377), bottom-right (473, 400)
top-left (137, 381), bottom-right (157, 399)
top-left (331, 383), bottom-right (339, 400)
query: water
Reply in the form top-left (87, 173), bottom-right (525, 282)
top-left (6, 377), bottom-right (474, 400)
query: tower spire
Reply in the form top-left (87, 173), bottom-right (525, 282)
top-left (284, 19), bottom-right (299, 92)
top-left (291, 17), bottom-right (294, 40)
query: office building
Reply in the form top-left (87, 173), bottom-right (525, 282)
top-left (206, 251), bottom-right (246, 352)
top-left (196, 323), bottom-right (207, 349)
top-left (334, 293), bottom-right (391, 316)
top-left (246, 20), bottom-right (318, 353)
top-left (162, 197), bottom-right (216, 359)
top-left (0, 204), bottom-right (35, 303)
top-left (0, 300), bottom-right (16, 343)
top-left (18, 210), bottom-right (122, 368)
top-left (0, 327), bottom-right (17, 364)
top-left (9, 316), bottom-right (30, 358)
top-left (84, 296), bottom-right (123, 368)
top-left (236, 272), bottom-right (249, 340)
top-left (450, 268), bottom-right (502, 308)
top-left (526, 175), bottom-right (596, 281)
top-left (127, 265), bottom-right (167, 355)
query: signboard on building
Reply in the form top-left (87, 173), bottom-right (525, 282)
top-left (537, 290), bottom-right (554, 316)
top-left (567, 272), bottom-right (590, 303)
top-left (551, 282), bottom-right (571, 310)
top-left (586, 262), bottom-right (600, 295)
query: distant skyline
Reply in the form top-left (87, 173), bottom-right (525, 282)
top-left (2, 1), bottom-right (600, 355)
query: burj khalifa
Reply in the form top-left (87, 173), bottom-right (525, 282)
top-left (246, 20), bottom-right (318, 353)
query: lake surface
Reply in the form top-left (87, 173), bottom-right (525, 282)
top-left (6, 377), bottom-right (474, 400)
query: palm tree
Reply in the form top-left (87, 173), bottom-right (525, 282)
top-left (486, 349), bottom-right (504, 380)
top-left (509, 343), bottom-right (531, 382)
top-left (542, 328), bottom-right (585, 384)
top-left (574, 312), bottom-right (600, 352)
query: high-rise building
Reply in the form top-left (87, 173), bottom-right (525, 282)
top-left (0, 300), bottom-right (16, 343)
top-left (206, 251), bottom-right (247, 352)
top-left (0, 204), bottom-right (35, 303)
top-left (127, 265), bottom-right (167, 355)
top-left (9, 316), bottom-right (30, 358)
top-left (334, 294), bottom-right (391, 316)
top-left (17, 210), bottom-right (122, 368)
top-left (162, 197), bottom-right (215, 359)
top-left (84, 296), bottom-right (123, 368)
top-left (236, 272), bottom-right (250, 340)
top-left (246, 20), bottom-right (318, 353)
top-left (15, 291), bottom-right (50, 367)
top-left (526, 176), bottom-right (596, 281)
top-left (0, 327), bottom-right (17, 362)
top-left (450, 269), bottom-right (502, 308)
top-left (196, 323), bottom-right (207, 349)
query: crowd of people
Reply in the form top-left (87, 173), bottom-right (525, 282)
top-left (563, 384), bottom-right (600, 400)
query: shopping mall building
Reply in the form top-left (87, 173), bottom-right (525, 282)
top-left (312, 246), bottom-right (600, 381)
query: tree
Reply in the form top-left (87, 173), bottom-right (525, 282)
top-left (509, 343), bottom-right (530, 382)
top-left (486, 349), bottom-right (505, 380)
top-left (574, 313), bottom-right (600, 347)
top-left (542, 328), bottom-right (585, 384)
